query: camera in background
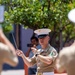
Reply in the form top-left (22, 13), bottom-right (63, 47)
top-left (27, 44), bottom-right (33, 47)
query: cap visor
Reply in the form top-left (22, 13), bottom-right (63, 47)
top-left (38, 34), bottom-right (48, 38)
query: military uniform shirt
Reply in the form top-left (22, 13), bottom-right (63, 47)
top-left (30, 44), bottom-right (58, 73)
top-left (56, 45), bottom-right (75, 75)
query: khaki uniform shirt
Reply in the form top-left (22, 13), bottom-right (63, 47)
top-left (56, 46), bottom-right (75, 75)
top-left (30, 44), bottom-right (58, 73)
top-left (0, 43), bottom-right (18, 74)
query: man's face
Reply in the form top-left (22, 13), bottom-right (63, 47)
top-left (31, 39), bottom-right (38, 45)
top-left (38, 35), bottom-right (50, 46)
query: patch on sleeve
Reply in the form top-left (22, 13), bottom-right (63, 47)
top-left (49, 50), bottom-right (57, 57)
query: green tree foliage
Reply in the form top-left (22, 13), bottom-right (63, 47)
top-left (0, 0), bottom-right (75, 51)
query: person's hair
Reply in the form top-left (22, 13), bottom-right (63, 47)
top-left (30, 36), bottom-right (38, 42)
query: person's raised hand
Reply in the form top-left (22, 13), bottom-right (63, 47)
top-left (31, 47), bottom-right (38, 55)
top-left (16, 49), bottom-right (24, 57)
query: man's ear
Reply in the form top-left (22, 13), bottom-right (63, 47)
top-left (48, 36), bottom-right (50, 40)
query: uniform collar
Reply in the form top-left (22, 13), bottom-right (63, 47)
top-left (40, 44), bottom-right (51, 53)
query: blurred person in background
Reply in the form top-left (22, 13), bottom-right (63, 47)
top-left (26, 36), bottom-right (41, 75)
top-left (0, 26), bottom-right (18, 75)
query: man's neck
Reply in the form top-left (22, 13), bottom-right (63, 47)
top-left (42, 44), bottom-right (49, 50)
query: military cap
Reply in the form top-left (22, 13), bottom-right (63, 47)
top-left (34, 28), bottom-right (51, 38)
top-left (68, 9), bottom-right (75, 23)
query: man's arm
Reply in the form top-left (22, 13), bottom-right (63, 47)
top-left (25, 48), bottom-right (31, 57)
top-left (55, 57), bottom-right (65, 73)
top-left (55, 49), bottom-right (66, 73)
top-left (0, 29), bottom-right (16, 55)
top-left (16, 49), bottom-right (35, 67)
top-left (32, 47), bottom-right (58, 65)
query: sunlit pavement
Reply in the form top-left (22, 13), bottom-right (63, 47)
top-left (1, 69), bottom-right (25, 75)
top-left (1, 69), bottom-right (67, 75)
top-left (55, 73), bottom-right (67, 75)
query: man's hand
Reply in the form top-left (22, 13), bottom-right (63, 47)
top-left (31, 47), bottom-right (38, 55)
top-left (16, 49), bottom-right (24, 57)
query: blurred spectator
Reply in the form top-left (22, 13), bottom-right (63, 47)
top-left (25, 36), bottom-right (41, 75)
top-left (0, 26), bottom-right (18, 75)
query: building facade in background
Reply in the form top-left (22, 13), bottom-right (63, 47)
top-left (3, 25), bottom-right (33, 70)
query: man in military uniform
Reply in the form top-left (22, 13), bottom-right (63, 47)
top-left (16, 28), bottom-right (58, 75)
top-left (56, 41), bottom-right (75, 75)
top-left (56, 9), bottom-right (75, 75)
top-left (0, 28), bottom-right (18, 75)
